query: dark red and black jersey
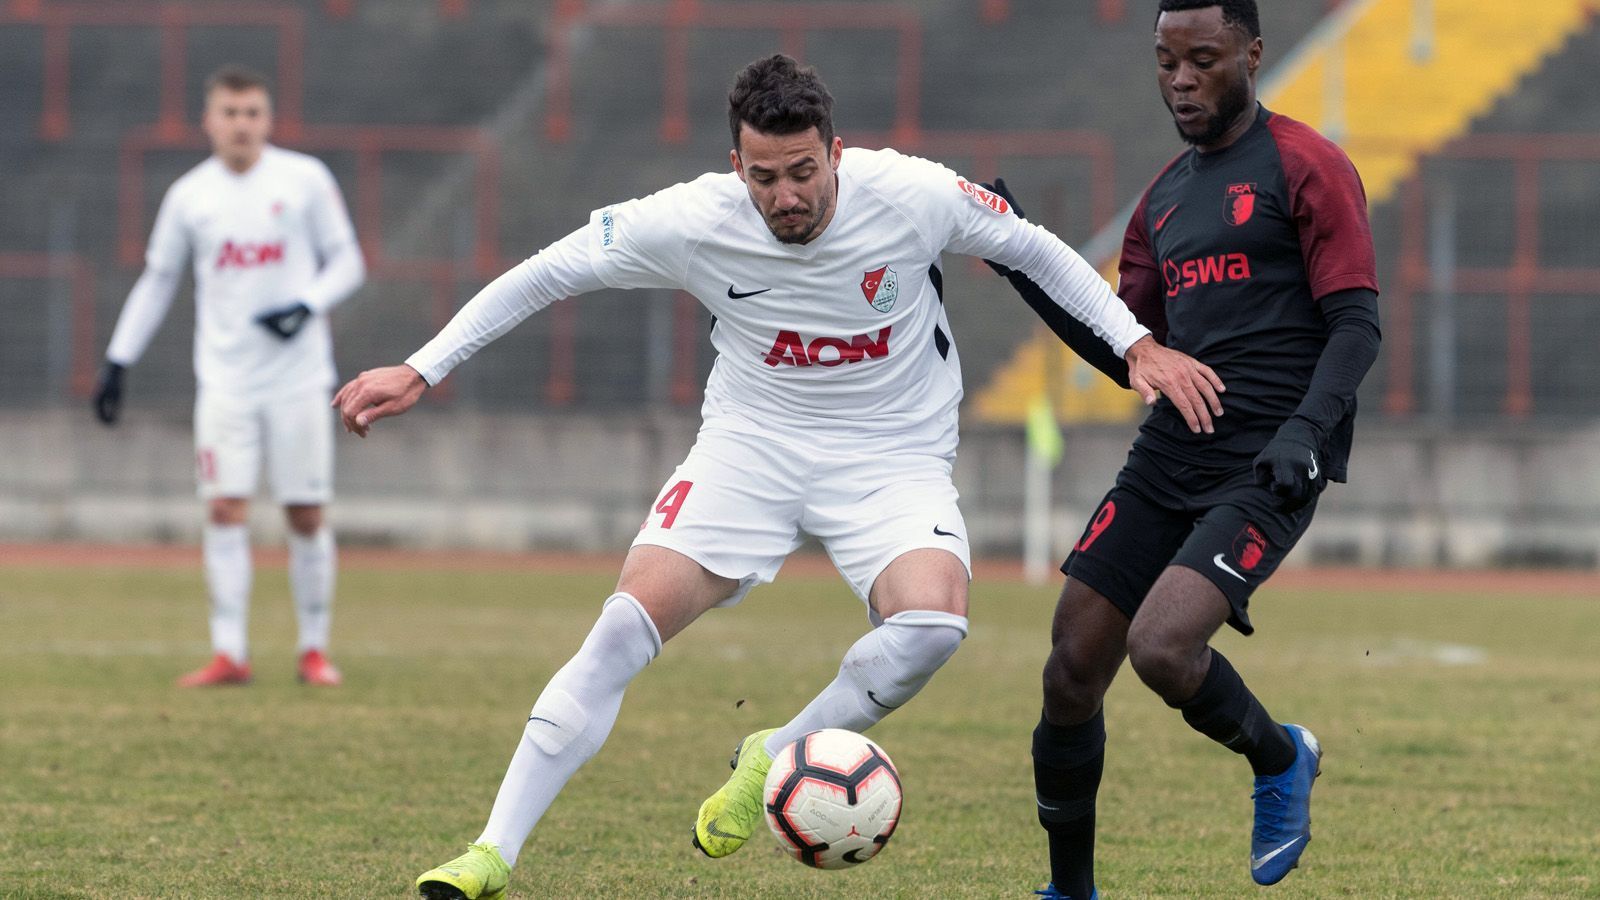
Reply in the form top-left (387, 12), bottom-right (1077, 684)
top-left (1117, 105), bottom-right (1378, 479)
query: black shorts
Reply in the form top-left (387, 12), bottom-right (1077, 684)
top-left (1062, 444), bottom-right (1320, 635)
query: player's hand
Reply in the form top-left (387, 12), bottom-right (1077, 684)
top-left (333, 364), bottom-right (427, 438)
top-left (92, 362), bottom-right (126, 425)
top-left (255, 302), bottom-right (313, 340)
top-left (979, 178), bottom-right (1023, 277)
top-left (1253, 421), bottom-right (1326, 511)
top-left (1123, 335), bottom-right (1225, 434)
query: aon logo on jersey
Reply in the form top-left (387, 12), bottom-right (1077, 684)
top-left (215, 240), bottom-right (286, 269)
top-left (762, 326), bottom-right (892, 367)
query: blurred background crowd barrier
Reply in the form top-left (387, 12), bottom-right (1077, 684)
top-left (3, 0), bottom-right (1598, 569)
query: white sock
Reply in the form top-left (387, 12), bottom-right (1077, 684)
top-left (765, 610), bottom-right (968, 756)
top-left (288, 527), bottom-right (336, 653)
top-left (202, 523), bottom-right (252, 662)
top-left (477, 592), bottom-right (662, 866)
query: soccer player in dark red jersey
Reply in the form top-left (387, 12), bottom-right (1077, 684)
top-left (986, 1), bottom-right (1381, 895)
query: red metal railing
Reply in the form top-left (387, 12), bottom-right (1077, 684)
top-left (323, 0), bottom-right (467, 19)
top-left (979, 0), bottom-right (1126, 25)
top-left (4, 0), bottom-right (1369, 411)
top-left (3, 1), bottom-right (307, 143)
top-left (1385, 133), bottom-right (1600, 418)
top-left (545, 0), bottom-right (924, 145)
top-left (0, 252), bottom-right (98, 396)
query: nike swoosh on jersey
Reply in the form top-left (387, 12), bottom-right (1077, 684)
top-left (1306, 451), bottom-right (1320, 480)
top-left (932, 525), bottom-right (963, 540)
top-left (1251, 835), bottom-right (1305, 870)
top-left (1155, 204), bottom-right (1179, 231)
top-left (1212, 553), bottom-right (1247, 582)
top-left (727, 286), bottom-right (772, 299)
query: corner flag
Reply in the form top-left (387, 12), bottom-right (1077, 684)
top-left (1026, 392), bottom-right (1063, 467)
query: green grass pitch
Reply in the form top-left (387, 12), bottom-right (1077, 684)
top-left (1, 557), bottom-right (1597, 898)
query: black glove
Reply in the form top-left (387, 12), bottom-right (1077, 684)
top-left (255, 302), bottom-right (312, 340)
top-left (1253, 420), bottom-right (1327, 512)
top-left (979, 177), bottom-right (1024, 277)
top-left (92, 362), bottom-right (126, 425)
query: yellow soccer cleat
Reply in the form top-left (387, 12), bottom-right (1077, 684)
top-left (416, 842), bottom-right (510, 900)
top-left (692, 728), bottom-right (778, 858)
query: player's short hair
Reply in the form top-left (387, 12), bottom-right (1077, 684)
top-left (1155, 0), bottom-right (1261, 39)
top-left (204, 65), bottom-right (272, 98)
top-left (727, 54), bottom-right (835, 151)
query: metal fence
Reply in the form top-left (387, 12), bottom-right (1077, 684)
top-left (3, 0), bottom-right (1597, 427)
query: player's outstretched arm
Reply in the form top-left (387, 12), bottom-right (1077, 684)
top-left (333, 364), bottom-right (426, 438)
top-left (979, 179), bottom-right (1131, 388)
top-left (966, 178), bottom-right (1223, 432)
top-left (1124, 335), bottom-right (1226, 435)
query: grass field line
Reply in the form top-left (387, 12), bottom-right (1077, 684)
top-left (3, 541), bottom-right (1598, 597)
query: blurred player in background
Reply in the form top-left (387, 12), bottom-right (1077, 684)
top-left (988, 1), bottom-right (1381, 895)
top-left (334, 54), bottom-right (1221, 900)
top-left (93, 66), bottom-right (366, 688)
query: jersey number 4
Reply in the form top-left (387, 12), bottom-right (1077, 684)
top-left (653, 480), bottom-right (694, 529)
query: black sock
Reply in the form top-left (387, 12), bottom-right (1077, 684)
top-left (1171, 649), bottom-right (1295, 776)
top-left (1033, 709), bottom-right (1105, 899)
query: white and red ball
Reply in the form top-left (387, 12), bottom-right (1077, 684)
top-left (762, 728), bottom-right (903, 869)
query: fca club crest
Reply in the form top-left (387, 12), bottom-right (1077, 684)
top-left (1232, 524), bottom-right (1268, 571)
top-left (1224, 182), bottom-right (1256, 226)
top-left (861, 265), bottom-right (899, 312)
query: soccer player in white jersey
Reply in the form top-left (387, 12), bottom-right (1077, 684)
top-left (93, 67), bottom-right (366, 688)
top-left (334, 55), bottom-right (1222, 899)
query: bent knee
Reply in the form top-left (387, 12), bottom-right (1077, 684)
top-left (285, 504), bottom-right (323, 535)
top-left (207, 498), bottom-right (248, 526)
top-left (1125, 630), bottom-right (1201, 697)
top-left (869, 548), bottom-right (969, 619)
top-left (1042, 652), bottom-right (1110, 723)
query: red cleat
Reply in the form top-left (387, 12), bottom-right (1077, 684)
top-left (297, 649), bottom-right (342, 686)
top-left (177, 653), bottom-right (252, 687)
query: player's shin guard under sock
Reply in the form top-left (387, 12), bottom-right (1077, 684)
top-left (1171, 649), bottom-right (1295, 776)
top-left (476, 592), bottom-right (662, 866)
top-left (1034, 708), bottom-right (1104, 900)
top-left (202, 523), bottom-right (252, 662)
top-left (288, 526), bottom-right (335, 653)
top-left (765, 610), bottom-right (967, 755)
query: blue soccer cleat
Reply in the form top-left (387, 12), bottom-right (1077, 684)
top-left (1034, 885), bottom-right (1097, 899)
top-left (1249, 723), bottom-right (1322, 885)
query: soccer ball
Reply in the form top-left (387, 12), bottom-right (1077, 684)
top-left (762, 728), bottom-right (903, 869)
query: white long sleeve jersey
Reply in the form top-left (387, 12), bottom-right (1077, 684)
top-left (409, 147), bottom-right (1148, 457)
top-left (106, 145), bottom-right (364, 396)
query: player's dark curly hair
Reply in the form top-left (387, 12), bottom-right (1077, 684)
top-left (1155, 0), bottom-right (1261, 39)
top-left (727, 54), bottom-right (835, 151)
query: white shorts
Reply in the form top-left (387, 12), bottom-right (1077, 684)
top-left (194, 387), bottom-right (334, 505)
top-left (632, 427), bottom-right (971, 606)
